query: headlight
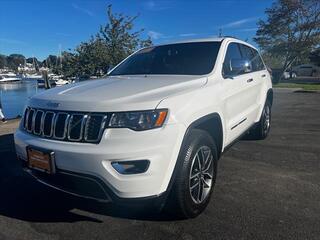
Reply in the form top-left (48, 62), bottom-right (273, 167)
top-left (109, 109), bottom-right (168, 131)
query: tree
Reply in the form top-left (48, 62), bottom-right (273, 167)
top-left (74, 37), bottom-right (109, 76)
top-left (26, 57), bottom-right (41, 71)
top-left (61, 5), bottom-right (152, 77)
top-left (97, 5), bottom-right (152, 68)
top-left (7, 54), bottom-right (25, 71)
top-left (0, 54), bottom-right (7, 69)
top-left (261, 52), bottom-right (286, 69)
top-left (42, 55), bottom-right (58, 68)
top-left (254, 0), bottom-right (320, 82)
top-left (61, 51), bottom-right (78, 77)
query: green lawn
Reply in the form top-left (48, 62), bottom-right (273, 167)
top-left (273, 83), bottom-right (320, 91)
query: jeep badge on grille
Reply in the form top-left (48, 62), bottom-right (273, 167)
top-left (46, 101), bottom-right (60, 108)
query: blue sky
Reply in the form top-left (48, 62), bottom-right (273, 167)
top-left (0, 0), bottom-right (273, 60)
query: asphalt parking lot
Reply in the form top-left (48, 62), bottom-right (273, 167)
top-left (0, 89), bottom-right (319, 240)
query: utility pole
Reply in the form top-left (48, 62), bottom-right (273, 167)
top-left (219, 28), bottom-right (222, 37)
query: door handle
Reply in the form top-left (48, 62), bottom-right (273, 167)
top-left (261, 74), bottom-right (266, 78)
top-left (247, 78), bottom-right (253, 83)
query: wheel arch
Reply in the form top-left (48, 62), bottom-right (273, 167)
top-left (267, 88), bottom-right (273, 106)
top-left (163, 112), bottom-right (224, 206)
top-left (185, 113), bottom-right (224, 159)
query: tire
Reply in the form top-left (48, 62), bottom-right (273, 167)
top-left (246, 100), bottom-right (272, 140)
top-left (165, 129), bottom-right (218, 219)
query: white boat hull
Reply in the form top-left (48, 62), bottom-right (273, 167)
top-left (0, 77), bottom-right (21, 83)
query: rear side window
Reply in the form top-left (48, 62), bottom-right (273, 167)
top-left (223, 43), bottom-right (242, 76)
top-left (240, 44), bottom-right (265, 71)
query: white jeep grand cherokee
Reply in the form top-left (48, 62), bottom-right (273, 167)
top-left (14, 37), bottom-right (273, 218)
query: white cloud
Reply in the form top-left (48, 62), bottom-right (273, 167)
top-left (179, 33), bottom-right (197, 37)
top-left (0, 38), bottom-right (26, 45)
top-left (72, 3), bottom-right (94, 17)
top-left (237, 27), bottom-right (258, 32)
top-left (144, 0), bottom-right (156, 10)
top-left (148, 31), bottom-right (164, 40)
top-left (221, 17), bottom-right (258, 28)
top-left (143, 1), bottom-right (174, 11)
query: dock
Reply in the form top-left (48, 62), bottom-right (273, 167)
top-left (0, 118), bottom-right (20, 154)
top-left (0, 118), bottom-right (20, 135)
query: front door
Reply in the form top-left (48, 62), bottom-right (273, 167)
top-left (221, 42), bottom-right (258, 145)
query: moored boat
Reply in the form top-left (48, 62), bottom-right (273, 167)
top-left (54, 78), bottom-right (69, 86)
top-left (0, 72), bottom-right (22, 83)
top-left (23, 73), bottom-right (43, 81)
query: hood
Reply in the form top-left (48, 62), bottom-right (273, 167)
top-left (29, 75), bottom-right (207, 112)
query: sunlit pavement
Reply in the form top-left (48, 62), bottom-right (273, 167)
top-left (0, 89), bottom-right (319, 240)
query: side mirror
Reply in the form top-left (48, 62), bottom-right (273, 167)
top-left (230, 59), bottom-right (252, 74)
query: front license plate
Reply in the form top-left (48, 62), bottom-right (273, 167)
top-left (27, 146), bottom-right (55, 174)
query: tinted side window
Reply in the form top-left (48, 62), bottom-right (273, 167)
top-left (239, 44), bottom-right (255, 69)
top-left (240, 44), bottom-right (265, 71)
top-left (223, 43), bottom-right (242, 77)
top-left (251, 49), bottom-right (265, 71)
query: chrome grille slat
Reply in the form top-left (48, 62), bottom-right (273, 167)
top-left (26, 109), bottom-right (35, 132)
top-left (43, 111), bottom-right (55, 137)
top-left (84, 114), bottom-right (107, 142)
top-left (82, 115), bottom-right (88, 140)
top-left (22, 108), bottom-right (107, 143)
top-left (53, 112), bottom-right (70, 139)
top-left (40, 111), bottom-right (45, 136)
top-left (23, 108), bottom-right (29, 129)
top-left (67, 114), bottom-right (86, 141)
top-left (33, 110), bottom-right (44, 135)
top-left (32, 109), bottom-right (36, 133)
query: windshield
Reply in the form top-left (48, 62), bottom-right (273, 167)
top-left (109, 42), bottom-right (221, 76)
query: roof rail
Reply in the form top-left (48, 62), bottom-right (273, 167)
top-left (222, 35), bottom-right (241, 40)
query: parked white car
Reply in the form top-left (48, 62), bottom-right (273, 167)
top-left (283, 71), bottom-right (297, 79)
top-left (292, 64), bottom-right (320, 77)
top-left (14, 37), bottom-right (273, 218)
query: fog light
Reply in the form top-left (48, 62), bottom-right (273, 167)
top-left (111, 160), bottom-right (150, 174)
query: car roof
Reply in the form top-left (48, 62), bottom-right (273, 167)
top-left (153, 37), bottom-right (256, 50)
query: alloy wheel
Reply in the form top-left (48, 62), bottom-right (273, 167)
top-left (263, 105), bottom-right (271, 135)
top-left (189, 146), bottom-right (214, 204)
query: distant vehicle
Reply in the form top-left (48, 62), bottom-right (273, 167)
top-left (0, 72), bottom-right (22, 83)
top-left (292, 64), bottom-right (320, 77)
top-left (15, 37), bottom-right (273, 218)
top-left (283, 71), bottom-right (297, 79)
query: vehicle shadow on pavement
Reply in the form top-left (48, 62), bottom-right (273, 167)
top-left (0, 134), bottom-right (103, 223)
top-left (0, 134), bottom-right (177, 223)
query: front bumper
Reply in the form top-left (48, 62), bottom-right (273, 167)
top-left (14, 123), bottom-right (186, 199)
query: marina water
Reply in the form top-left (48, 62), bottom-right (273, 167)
top-left (0, 80), bottom-right (44, 119)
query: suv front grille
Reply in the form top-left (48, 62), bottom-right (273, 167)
top-left (22, 107), bottom-right (108, 143)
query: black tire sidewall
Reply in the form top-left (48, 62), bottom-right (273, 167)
top-left (174, 129), bottom-right (218, 218)
top-left (260, 101), bottom-right (272, 138)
